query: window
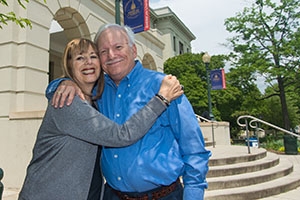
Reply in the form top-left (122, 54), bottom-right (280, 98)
top-left (179, 42), bottom-right (184, 54)
top-left (173, 36), bottom-right (176, 51)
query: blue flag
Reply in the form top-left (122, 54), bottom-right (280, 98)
top-left (123, 0), bottom-right (150, 33)
top-left (210, 69), bottom-right (226, 90)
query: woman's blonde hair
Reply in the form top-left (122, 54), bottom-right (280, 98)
top-left (62, 38), bottom-right (104, 100)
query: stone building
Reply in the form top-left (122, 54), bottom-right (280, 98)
top-left (0, 0), bottom-right (195, 190)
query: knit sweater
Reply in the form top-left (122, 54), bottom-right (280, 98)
top-left (18, 96), bottom-right (166, 200)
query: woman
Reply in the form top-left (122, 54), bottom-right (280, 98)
top-left (18, 38), bottom-right (183, 200)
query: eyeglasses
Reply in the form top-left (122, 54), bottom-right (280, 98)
top-left (99, 43), bottom-right (129, 57)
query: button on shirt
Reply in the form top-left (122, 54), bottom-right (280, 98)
top-left (98, 61), bottom-right (211, 200)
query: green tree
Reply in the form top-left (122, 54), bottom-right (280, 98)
top-left (224, 0), bottom-right (300, 130)
top-left (0, 0), bottom-right (46, 28)
top-left (263, 84), bottom-right (300, 128)
top-left (216, 65), bottom-right (265, 137)
top-left (164, 53), bottom-right (207, 115)
top-left (163, 53), bottom-right (268, 138)
top-left (164, 53), bottom-right (229, 120)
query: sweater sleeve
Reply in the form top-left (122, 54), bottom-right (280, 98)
top-left (49, 96), bottom-right (166, 147)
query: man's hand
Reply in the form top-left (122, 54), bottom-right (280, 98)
top-left (52, 80), bottom-right (85, 108)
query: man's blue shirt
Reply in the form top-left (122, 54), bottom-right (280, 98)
top-left (98, 61), bottom-right (211, 199)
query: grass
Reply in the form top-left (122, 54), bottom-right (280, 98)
top-left (232, 135), bottom-right (300, 154)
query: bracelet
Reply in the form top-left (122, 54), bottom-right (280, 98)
top-left (155, 94), bottom-right (170, 107)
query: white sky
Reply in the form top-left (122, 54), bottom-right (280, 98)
top-left (150, 0), bottom-right (252, 55)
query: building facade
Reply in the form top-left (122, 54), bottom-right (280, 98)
top-left (0, 0), bottom-right (195, 189)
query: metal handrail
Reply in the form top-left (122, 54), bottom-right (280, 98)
top-left (237, 115), bottom-right (300, 139)
top-left (196, 114), bottom-right (217, 148)
top-left (237, 115), bottom-right (300, 154)
top-left (196, 114), bottom-right (211, 123)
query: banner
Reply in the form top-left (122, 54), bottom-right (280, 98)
top-left (123, 0), bottom-right (150, 33)
top-left (210, 69), bottom-right (226, 90)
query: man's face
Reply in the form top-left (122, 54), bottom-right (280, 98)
top-left (98, 28), bottom-right (137, 85)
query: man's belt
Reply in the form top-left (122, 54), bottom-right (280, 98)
top-left (113, 178), bottom-right (181, 200)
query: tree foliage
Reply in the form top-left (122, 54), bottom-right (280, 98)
top-left (224, 0), bottom-right (300, 130)
top-left (164, 53), bottom-right (208, 115)
top-left (163, 52), bottom-right (266, 137)
top-left (164, 53), bottom-right (237, 120)
top-left (162, 51), bottom-right (299, 138)
top-left (0, 0), bottom-right (46, 28)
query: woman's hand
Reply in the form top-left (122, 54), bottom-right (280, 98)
top-left (158, 75), bottom-right (184, 103)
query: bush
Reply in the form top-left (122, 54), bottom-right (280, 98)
top-left (260, 134), bottom-right (300, 153)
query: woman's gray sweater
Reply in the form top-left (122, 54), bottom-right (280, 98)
top-left (18, 96), bottom-right (166, 200)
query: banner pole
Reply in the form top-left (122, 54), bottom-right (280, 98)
top-left (115, 0), bottom-right (121, 25)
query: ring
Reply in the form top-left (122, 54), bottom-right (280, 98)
top-left (180, 84), bottom-right (184, 90)
top-left (57, 91), bottom-right (62, 94)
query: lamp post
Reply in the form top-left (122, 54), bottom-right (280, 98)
top-left (115, 0), bottom-right (121, 25)
top-left (202, 52), bottom-right (215, 147)
top-left (0, 168), bottom-right (3, 199)
top-left (202, 52), bottom-right (214, 121)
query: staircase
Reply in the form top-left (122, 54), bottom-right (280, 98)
top-left (2, 145), bottom-right (300, 200)
top-left (205, 145), bottom-right (300, 200)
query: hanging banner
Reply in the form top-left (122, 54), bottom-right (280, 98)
top-left (210, 69), bottom-right (226, 90)
top-left (123, 0), bottom-right (150, 33)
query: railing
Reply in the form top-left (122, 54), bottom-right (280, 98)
top-left (237, 115), bottom-right (300, 154)
top-left (0, 168), bottom-right (3, 200)
top-left (196, 114), bottom-right (216, 148)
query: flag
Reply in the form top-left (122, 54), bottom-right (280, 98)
top-left (122, 0), bottom-right (150, 33)
top-left (210, 69), bottom-right (226, 90)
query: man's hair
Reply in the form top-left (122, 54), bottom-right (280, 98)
top-left (94, 23), bottom-right (135, 47)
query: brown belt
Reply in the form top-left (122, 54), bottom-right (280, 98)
top-left (113, 178), bottom-right (181, 200)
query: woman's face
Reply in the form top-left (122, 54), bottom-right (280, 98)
top-left (72, 45), bottom-right (101, 92)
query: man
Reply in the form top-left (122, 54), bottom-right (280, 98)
top-left (48, 24), bottom-right (211, 200)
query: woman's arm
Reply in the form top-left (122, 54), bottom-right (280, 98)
top-left (50, 96), bottom-right (166, 147)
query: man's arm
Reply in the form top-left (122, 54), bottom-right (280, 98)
top-left (46, 78), bottom-right (84, 108)
top-left (169, 96), bottom-right (211, 200)
top-left (46, 78), bottom-right (68, 100)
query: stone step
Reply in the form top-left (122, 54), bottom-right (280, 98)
top-left (207, 154), bottom-right (293, 190)
top-left (207, 151), bottom-right (279, 178)
top-left (205, 141), bottom-right (215, 147)
top-left (205, 146), bottom-right (300, 199)
top-left (205, 166), bottom-right (300, 199)
top-left (209, 147), bottom-right (267, 167)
